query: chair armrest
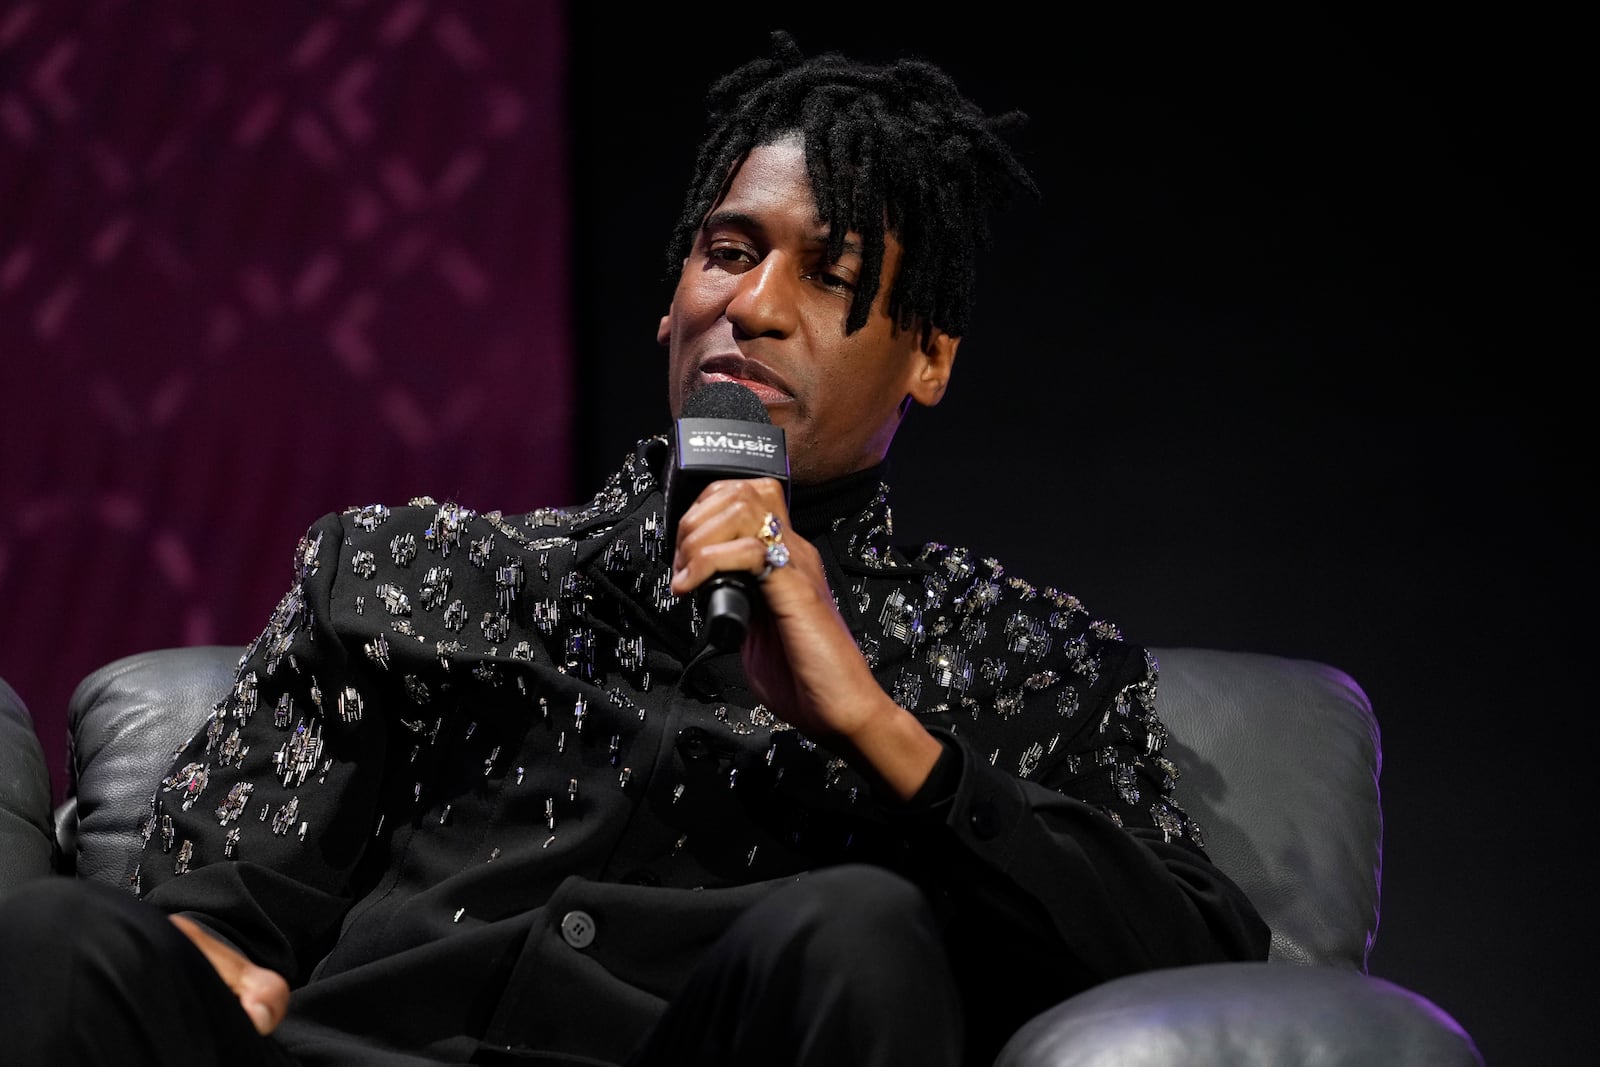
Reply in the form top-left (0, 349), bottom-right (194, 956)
top-left (1148, 648), bottom-right (1382, 968)
top-left (992, 962), bottom-right (1483, 1067)
top-left (65, 646), bottom-right (242, 887)
top-left (0, 676), bottom-right (56, 891)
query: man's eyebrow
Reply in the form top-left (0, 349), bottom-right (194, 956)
top-left (701, 209), bottom-right (763, 234)
top-left (826, 235), bottom-right (864, 260)
top-left (701, 210), bottom-right (863, 259)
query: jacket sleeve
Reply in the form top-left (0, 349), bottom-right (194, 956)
top-left (895, 638), bottom-right (1270, 981)
top-left (137, 512), bottom-right (389, 984)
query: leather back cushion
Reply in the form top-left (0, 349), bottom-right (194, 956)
top-left (65, 646), bottom-right (241, 887)
top-left (1151, 648), bottom-right (1381, 969)
top-left (63, 644), bottom-right (1382, 968)
top-left (0, 676), bottom-right (55, 893)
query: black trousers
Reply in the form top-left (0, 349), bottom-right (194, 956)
top-left (0, 866), bottom-right (963, 1066)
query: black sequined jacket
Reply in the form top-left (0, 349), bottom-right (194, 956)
top-left (138, 436), bottom-right (1269, 1064)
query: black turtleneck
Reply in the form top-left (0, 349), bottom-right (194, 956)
top-left (787, 459), bottom-right (890, 538)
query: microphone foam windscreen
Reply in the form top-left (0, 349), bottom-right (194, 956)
top-left (681, 381), bottom-right (771, 424)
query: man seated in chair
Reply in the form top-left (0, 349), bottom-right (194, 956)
top-left (0, 32), bottom-right (1268, 1067)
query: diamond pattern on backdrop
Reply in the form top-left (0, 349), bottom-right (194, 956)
top-left (0, 0), bottom-right (573, 801)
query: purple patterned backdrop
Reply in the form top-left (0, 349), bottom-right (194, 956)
top-left (0, 0), bottom-right (572, 803)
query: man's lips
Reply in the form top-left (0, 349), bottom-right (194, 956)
top-left (697, 357), bottom-right (795, 404)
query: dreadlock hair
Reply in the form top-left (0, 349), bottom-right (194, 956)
top-left (664, 30), bottom-right (1040, 352)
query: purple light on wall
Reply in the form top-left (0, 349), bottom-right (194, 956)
top-left (0, 0), bottom-right (574, 802)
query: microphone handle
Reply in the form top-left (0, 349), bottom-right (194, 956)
top-left (701, 572), bottom-right (755, 652)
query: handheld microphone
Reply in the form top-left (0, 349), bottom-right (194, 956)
top-left (664, 381), bottom-right (790, 652)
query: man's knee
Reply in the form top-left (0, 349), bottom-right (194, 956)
top-left (0, 877), bottom-right (177, 977)
top-left (0, 878), bottom-right (284, 1065)
top-left (798, 864), bottom-right (938, 928)
top-left (758, 865), bottom-right (947, 978)
top-left (2, 877), bottom-right (104, 949)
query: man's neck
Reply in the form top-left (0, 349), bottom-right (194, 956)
top-left (788, 460), bottom-right (889, 538)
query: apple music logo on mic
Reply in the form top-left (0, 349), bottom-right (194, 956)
top-left (665, 382), bottom-right (790, 652)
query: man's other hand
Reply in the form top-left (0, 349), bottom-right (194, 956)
top-left (169, 913), bottom-right (290, 1035)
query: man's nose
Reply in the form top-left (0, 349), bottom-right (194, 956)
top-left (725, 254), bottom-right (798, 338)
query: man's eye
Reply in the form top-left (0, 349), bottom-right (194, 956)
top-left (708, 246), bottom-right (755, 268)
top-left (810, 269), bottom-right (856, 292)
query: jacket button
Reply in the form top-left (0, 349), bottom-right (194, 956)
top-left (969, 800), bottom-right (999, 840)
top-left (677, 728), bottom-right (714, 760)
top-left (560, 909), bottom-right (596, 949)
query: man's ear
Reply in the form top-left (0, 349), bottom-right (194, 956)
top-left (906, 332), bottom-right (960, 409)
top-left (657, 259), bottom-right (688, 347)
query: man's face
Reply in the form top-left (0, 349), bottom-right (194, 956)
top-left (659, 135), bottom-right (957, 485)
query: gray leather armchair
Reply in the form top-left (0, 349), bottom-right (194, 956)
top-left (4, 646), bottom-right (1483, 1065)
top-left (1, 676), bottom-right (54, 888)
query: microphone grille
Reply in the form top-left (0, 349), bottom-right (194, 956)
top-left (681, 381), bottom-right (770, 424)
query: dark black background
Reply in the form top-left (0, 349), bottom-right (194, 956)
top-left (568, 6), bottom-right (1589, 1062)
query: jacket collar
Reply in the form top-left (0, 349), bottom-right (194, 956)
top-left (525, 438), bottom-right (923, 658)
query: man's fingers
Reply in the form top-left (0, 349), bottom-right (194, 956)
top-left (675, 480), bottom-right (786, 547)
top-left (236, 969), bottom-right (291, 1034)
top-left (671, 477), bottom-right (793, 587)
top-left (242, 997), bottom-right (277, 1035)
top-left (670, 537), bottom-right (767, 595)
top-left (168, 913), bottom-right (290, 1035)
